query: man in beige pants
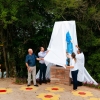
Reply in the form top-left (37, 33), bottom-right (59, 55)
top-left (25, 48), bottom-right (41, 87)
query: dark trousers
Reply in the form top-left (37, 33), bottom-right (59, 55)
top-left (39, 63), bottom-right (47, 82)
top-left (71, 70), bottom-right (78, 90)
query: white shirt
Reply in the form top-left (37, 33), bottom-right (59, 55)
top-left (38, 51), bottom-right (47, 64)
top-left (70, 58), bottom-right (78, 71)
top-left (76, 52), bottom-right (85, 82)
top-left (76, 52), bottom-right (85, 66)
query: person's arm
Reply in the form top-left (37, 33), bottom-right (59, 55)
top-left (67, 66), bottom-right (74, 68)
top-left (26, 63), bottom-right (30, 70)
top-left (35, 54), bottom-right (42, 61)
top-left (36, 58), bottom-right (42, 61)
top-left (25, 56), bottom-right (30, 70)
top-left (26, 63), bottom-right (28, 67)
top-left (67, 59), bottom-right (75, 68)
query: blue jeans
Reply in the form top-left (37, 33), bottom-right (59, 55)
top-left (71, 70), bottom-right (78, 90)
top-left (39, 63), bottom-right (47, 82)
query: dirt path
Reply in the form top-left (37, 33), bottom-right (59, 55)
top-left (0, 78), bottom-right (100, 100)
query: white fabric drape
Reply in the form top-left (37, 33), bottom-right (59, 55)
top-left (36, 21), bottom-right (98, 85)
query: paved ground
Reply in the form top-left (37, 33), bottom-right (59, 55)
top-left (0, 78), bottom-right (100, 100)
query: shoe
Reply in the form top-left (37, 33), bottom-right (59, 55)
top-left (34, 84), bottom-right (38, 87)
top-left (27, 84), bottom-right (30, 87)
top-left (39, 82), bottom-right (42, 85)
top-left (43, 80), bottom-right (47, 84)
top-left (44, 82), bottom-right (47, 84)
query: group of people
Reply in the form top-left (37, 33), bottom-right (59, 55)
top-left (25, 47), bottom-right (47, 87)
top-left (67, 45), bottom-right (84, 91)
top-left (25, 45), bottom-right (84, 91)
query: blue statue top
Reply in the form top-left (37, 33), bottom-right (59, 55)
top-left (66, 31), bottom-right (73, 54)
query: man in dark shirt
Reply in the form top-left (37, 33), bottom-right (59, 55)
top-left (25, 48), bottom-right (41, 87)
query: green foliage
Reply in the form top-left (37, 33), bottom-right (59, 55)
top-left (0, 0), bottom-right (18, 29)
top-left (87, 51), bottom-right (100, 82)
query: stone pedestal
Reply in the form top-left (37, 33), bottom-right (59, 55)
top-left (50, 66), bottom-right (71, 85)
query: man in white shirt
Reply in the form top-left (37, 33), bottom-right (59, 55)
top-left (38, 47), bottom-right (47, 85)
top-left (76, 46), bottom-right (85, 86)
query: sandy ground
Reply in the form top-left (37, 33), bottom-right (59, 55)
top-left (0, 78), bottom-right (100, 100)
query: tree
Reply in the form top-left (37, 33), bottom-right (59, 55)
top-left (0, 0), bottom-right (18, 77)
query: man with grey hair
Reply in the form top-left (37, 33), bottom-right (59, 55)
top-left (25, 48), bottom-right (41, 87)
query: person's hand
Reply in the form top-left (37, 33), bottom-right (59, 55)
top-left (36, 58), bottom-right (42, 61)
top-left (41, 58), bottom-right (44, 60)
top-left (27, 66), bottom-right (31, 72)
top-left (66, 66), bottom-right (70, 68)
top-left (76, 45), bottom-right (79, 48)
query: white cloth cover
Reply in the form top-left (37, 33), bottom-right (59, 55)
top-left (45, 21), bottom-right (78, 67)
top-left (36, 21), bottom-right (98, 85)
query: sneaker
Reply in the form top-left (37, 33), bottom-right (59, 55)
top-left (34, 84), bottom-right (38, 87)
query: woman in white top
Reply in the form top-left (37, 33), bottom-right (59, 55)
top-left (67, 52), bottom-right (78, 90)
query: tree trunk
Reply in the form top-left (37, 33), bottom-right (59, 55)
top-left (2, 46), bottom-right (8, 77)
top-left (0, 29), bottom-right (9, 77)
